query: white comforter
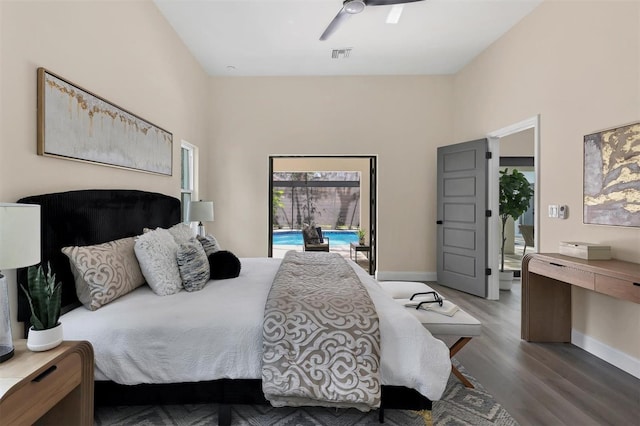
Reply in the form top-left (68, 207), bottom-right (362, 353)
top-left (61, 257), bottom-right (451, 401)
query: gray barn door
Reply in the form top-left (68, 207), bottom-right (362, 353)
top-left (436, 139), bottom-right (488, 297)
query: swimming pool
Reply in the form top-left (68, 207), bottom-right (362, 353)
top-left (273, 230), bottom-right (358, 246)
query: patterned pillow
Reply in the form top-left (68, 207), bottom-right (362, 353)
top-left (134, 228), bottom-right (182, 296)
top-left (176, 240), bottom-right (210, 292)
top-left (62, 237), bottom-right (145, 310)
top-left (197, 234), bottom-right (221, 256)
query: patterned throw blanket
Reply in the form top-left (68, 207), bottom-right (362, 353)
top-left (262, 251), bottom-right (381, 411)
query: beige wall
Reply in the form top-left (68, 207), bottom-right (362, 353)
top-left (272, 157), bottom-right (371, 241)
top-left (500, 128), bottom-right (534, 157)
top-left (0, 0), bottom-right (210, 335)
top-left (0, 2), bottom-right (3, 197)
top-left (208, 76), bottom-right (454, 276)
top-left (1, 0), bottom-right (636, 369)
top-left (453, 1), bottom-right (640, 358)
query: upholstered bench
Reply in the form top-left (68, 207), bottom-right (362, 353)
top-left (378, 281), bottom-right (481, 388)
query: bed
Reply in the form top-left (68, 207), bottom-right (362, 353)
top-left (16, 189), bottom-right (451, 425)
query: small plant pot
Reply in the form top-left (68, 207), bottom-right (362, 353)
top-left (499, 270), bottom-right (514, 291)
top-left (359, 238), bottom-right (365, 245)
top-left (27, 323), bottom-right (63, 352)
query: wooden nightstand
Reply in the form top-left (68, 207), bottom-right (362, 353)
top-left (0, 340), bottom-right (94, 425)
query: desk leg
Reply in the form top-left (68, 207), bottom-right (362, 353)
top-left (522, 265), bottom-right (572, 342)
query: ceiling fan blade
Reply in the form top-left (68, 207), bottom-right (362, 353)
top-left (365, 0), bottom-right (423, 6)
top-left (319, 0), bottom-right (417, 40)
top-left (319, 7), bottom-right (352, 41)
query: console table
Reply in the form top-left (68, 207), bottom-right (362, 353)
top-left (350, 242), bottom-right (371, 273)
top-left (521, 253), bottom-right (640, 342)
top-left (0, 340), bottom-right (94, 425)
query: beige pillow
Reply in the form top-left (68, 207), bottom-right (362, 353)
top-left (62, 237), bottom-right (145, 310)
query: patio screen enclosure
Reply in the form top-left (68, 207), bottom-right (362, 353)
top-left (272, 172), bottom-right (360, 230)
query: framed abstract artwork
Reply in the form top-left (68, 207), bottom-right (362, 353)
top-left (37, 67), bottom-right (172, 175)
top-left (583, 122), bottom-right (640, 227)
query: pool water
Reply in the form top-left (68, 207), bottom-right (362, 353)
top-left (273, 230), bottom-right (358, 246)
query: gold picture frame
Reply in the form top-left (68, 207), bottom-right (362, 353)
top-left (37, 67), bottom-right (172, 175)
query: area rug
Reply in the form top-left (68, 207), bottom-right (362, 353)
top-left (95, 360), bottom-right (518, 426)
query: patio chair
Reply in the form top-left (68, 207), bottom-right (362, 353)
top-left (302, 225), bottom-right (330, 252)
top-left (519, 224), bottom-right (534, 255)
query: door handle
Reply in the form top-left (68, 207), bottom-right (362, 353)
top-left (436, 220), bottom-right (443, 224)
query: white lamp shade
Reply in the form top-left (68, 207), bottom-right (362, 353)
top-left (0, 203), bottom-right (41, 270)
top-left (189, 201), bottom-right (214, 223)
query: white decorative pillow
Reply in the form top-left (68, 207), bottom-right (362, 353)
top-left (134, 228), bottom-right (182, 296)
top-left (167, 223), bottom-right (195, 245)
top-left (144, 223), bottom-right (195, 245)
top-left (176, 239), bottom-right (210, 292)
top-left (62, 237), bottom-right (145, 310)
top-left (197, 234), bottom-right (221, 256)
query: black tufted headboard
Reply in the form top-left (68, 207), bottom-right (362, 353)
top-left (16, 189), bottom-right (181, 333)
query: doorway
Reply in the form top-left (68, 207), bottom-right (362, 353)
top-left (500, 150), bottom-right (535, 274)
top-left (268, 156), bottom-right (377, 275)
top-left (487, 115), bottom-right (540, 299)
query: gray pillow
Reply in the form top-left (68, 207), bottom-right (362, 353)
top-left (176, 240), bottom-right (210, 292)
top-left (302, 224), bottom-right (320, 243)
top-left (197, 234), bottom-right (221, 256)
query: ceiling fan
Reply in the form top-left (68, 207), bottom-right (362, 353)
top-left (319, 0), bottom-right (424, 41)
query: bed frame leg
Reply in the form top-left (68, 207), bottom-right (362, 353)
top-left (378, 407), bottom-right (385, 423)
top-left (417, 410), bottom-right (433, 426)
top-left (218, 404), bottom-right (231, 426)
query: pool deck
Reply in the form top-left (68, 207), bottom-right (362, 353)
top-left (272, 244), bottom-right (371, 274)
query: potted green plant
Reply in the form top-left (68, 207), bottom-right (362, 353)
top-left (20, 264), bottom-right (63, 351)
top-left (499, 168), bottom-right (534, 290)
top-left (357, 228), bottom-right (366, 245)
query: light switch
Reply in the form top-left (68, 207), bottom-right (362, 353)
top-left (548, 204), bottom-right (558, 218)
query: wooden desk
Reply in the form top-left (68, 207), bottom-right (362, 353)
top-left (0, 340), bottom-right (94, 425)
top-left (521, 253), bottom-right (640, 342)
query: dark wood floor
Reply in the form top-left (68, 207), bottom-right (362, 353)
top-left (427, 281), bottom-right (639, 426)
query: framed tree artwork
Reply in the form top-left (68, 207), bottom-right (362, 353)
top-left (583, 122), bottom-right (640, 227)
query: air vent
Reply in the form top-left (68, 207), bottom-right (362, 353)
top-left (331, 48), bottom-right (352, 59)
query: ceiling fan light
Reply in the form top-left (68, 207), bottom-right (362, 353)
top-left (344, 0), bottom-right (366, 14)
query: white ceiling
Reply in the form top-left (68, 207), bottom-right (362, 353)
top-left (154, 0), bottom-right (542, 77)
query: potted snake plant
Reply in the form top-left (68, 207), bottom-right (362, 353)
top-left (20, 264), bottom-right (63, 351)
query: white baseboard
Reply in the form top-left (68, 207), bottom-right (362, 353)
top-left (571, 329), bottom-right (640, 379)
top-left (375, 271), bottom-right (437, 282)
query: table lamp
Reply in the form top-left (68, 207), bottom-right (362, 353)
top-left (189, 200), bottom-right (214, 237)
top-left (0, 203), bottom-right (41, 362)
